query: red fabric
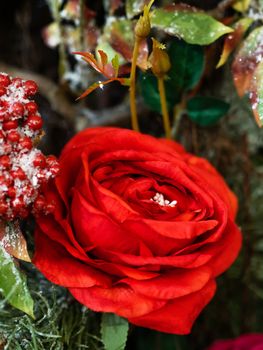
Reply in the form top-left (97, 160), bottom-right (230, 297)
top-left (207, 334), bottom-right (263, 350)
top-left (33, 127), bottom-right (242, 334)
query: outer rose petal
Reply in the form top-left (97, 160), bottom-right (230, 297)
top-left (34, 228), bottom-right (111, 288)
top-left (69, 285), bottom-right (166, 318)
top-left (208, 219), bottom-right (242, 277)
top-left (123, 266), bottom-right (212, 299)
top-left (128, 279), bottom-right (216, 334)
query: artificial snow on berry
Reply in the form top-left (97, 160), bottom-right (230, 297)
top-left (23, 80), bottom-right (38, 96)
top-left (0, 74), bottom-right (11, 87)
top-left (26, 115), bottom-right (43, 130)
top-left (0, 73), bottom-right (59, 220)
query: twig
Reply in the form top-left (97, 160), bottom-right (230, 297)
top-left (0, 62), bottom-right (75, 122)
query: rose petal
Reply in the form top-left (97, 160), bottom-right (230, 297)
top-left (123, 266), bottom-right (212, 299)
top-left (71, 189), bottom-right (142, 254)
top-left (208, 219), bottom-right (242, 277)
top-left (69, 284), bottom-right (166, 318)
top-left (186, 156), bottom-right (238, 219)
top-left (128, 279), bottom-right (216, 334)
top-left (37, 215), bottom-right (90, 264)
top-left (34, 228), bottom-right (111, 287)
top-left (139, 218), bottom-right (219, 239)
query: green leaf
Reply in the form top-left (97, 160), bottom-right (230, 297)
top-left (139, 39), bottom-right (204, 113)
top-left (126, 0), bottom-right (148, 18)
top-left (0, 245), bottom-right (34, 317)
top-left (139, 73), bottom-right (176, 113)
top-left (187, 96), bottom-right (230, 126)
top-left (151, 7), bottom-right (233, 45)
top-left (111, 54), bottom-right (120, 77)
top-left (168, 39), bottom-right (204, 92)
top-left (101, 313), bottom-right (129, 350)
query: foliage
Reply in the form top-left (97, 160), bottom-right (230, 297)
top-left (0, 269), bottom-right (104, 350)
top-left (186, 97), bottom-right (230, 126)
top-left (0, 246), bottom-right (34, 318)
top-left (101, 314), bottom-right (129, 350)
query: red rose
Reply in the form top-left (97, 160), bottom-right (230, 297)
top-left (34, 127), bottom-right (241, 334)
top-left (207, 334), bottom-right (263, 350)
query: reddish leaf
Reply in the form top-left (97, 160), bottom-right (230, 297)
top-left (107, 19), bottom-right (149, 70)
top-left (63, 0), bottom-right (96, 21)
top-left (0, 221), bottom-right (31, 262)
top-left (249, 60), bottom-right (263, 127)
top-left (109, 0), bottom-right (123, 14)
top-left (75, 51), bottom-right (107, 76)
top-left (98, 49), bottom-right (108, 68)
top-left (232, 26), bottom-right (263, 126)
top-left (232, 26), bottom-right (263, 96)
top-left (217, 18), bottom-right (253, 68)
top-left (75, 49), bottom-right (130, 99)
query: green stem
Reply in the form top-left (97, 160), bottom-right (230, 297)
top-left (158, 77), bottom-right (171, 139)
top-left (129, 38), bottom-right (140, 132)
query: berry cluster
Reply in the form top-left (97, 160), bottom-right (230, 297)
top-left (0, 73), bottom-right (59, 221)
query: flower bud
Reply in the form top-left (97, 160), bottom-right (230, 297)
top-left (135, 14), bottom-right (151, 39)
top-left (149, 38), bottom-right (171, 79)
top-left (134, 0), bottom-right (154, 39)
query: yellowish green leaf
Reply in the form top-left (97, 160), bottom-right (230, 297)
top-left (151, 6), bottom-right (233, 45)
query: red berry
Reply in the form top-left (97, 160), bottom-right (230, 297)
top-left (23, 80), bottom-right (38, 96)
top-left (3, 120), bottom-right (18, 130)
top-left (1, 100), bottom-right (9, 108)
top-left (25, 101), bottom-right (37, 114)
top-left (36, 170), bottom-right (46, 183)
top-left (26, 115), bottom-right (43, 130)
top-left (0, 201), bottom-right (8, 215)
top-left (0, 74), bottom-right (11, 87)
top-left (2, 142), bottom-right (12, 154)
top-left (7, 130), bottom-right (20, 143)
top-left (1, 175), bottom-right (12, 187)
top-left (0, 175), bottom-right (5, 185)
top-left (7, 186), bottom-right (16, 198)
top-left (0, 155), bottom-right (11, 168)
top-left (11, 167), bottom-right (26, 180)
top-left (0, 130), bottom-right (5, 138)
top-left (50, 163), bottom-right (60, 176)
top-left (22, 183), bottom-right (35, 197)
top-left (11, 196), bottom-right (24, 212)
top-left (11, 102), bottom-right (24, 117)
top-left (11, 77), bottom-right (22, 87)
top-left (0, 108), bottom-right (8, 122)
top-left (19, 207), bottom-right (29, 219)
top-left (34, 195), bottom-right (46, 211)
top-left (46, 155), bottom-right (57, 165)
top-left (0, 86), bottom-right (6, 96)
top-left (19, 136), bottom-right (32, 150)
top-left (33, 153), bottom-right (46, 168)
top-left (45, 201), bottom-right (55, 214)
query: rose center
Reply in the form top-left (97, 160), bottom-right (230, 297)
top-left (150, 192), bottom-right (177, 207)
